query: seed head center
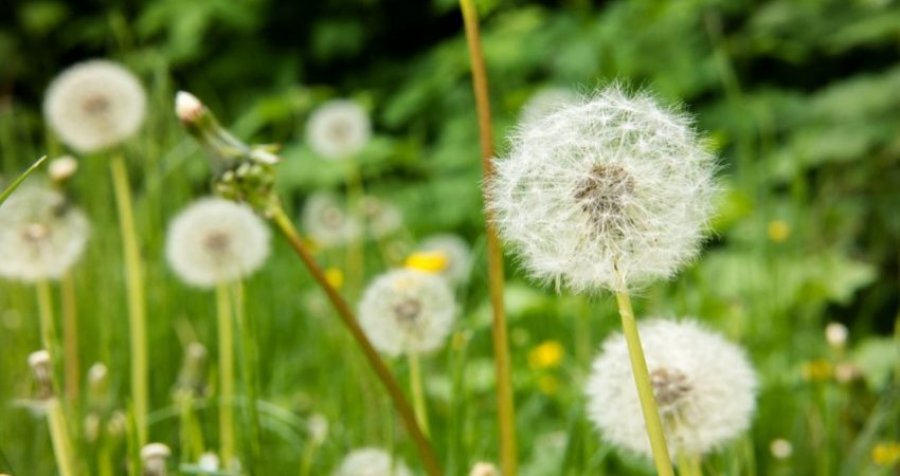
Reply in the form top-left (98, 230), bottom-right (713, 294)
top-left (573, 164), bottom-right (635, 232)
top-left (83, 95), bottom-right (111, 116)
top-left (392, 298), bottom-right (422, 325)
top-left (21, 222), bottom-right (50, 243)
top-left (203, 230), bottom-right (232, 256)
top-left (650, 367), bottom-right (692, 410)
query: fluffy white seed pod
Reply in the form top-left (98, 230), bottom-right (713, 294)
top-left (165, 198), bottom-right (270, 288)
top-left (301, 192), bottom-right (361, 248)
top-left (306, 99), bottom-right (371, 159)
top-left (334, 447), bottom-right (413, 476)
top-left (490, 86), bottom-right (716, 292)
top-left (0, 186), bottom-right (90, 282)
top-left (361, 195), bottom-right (403, 239)
top-left (519, 86), bottom-right (579, 126)
top-left (358, 269), bottom-right (456, 357)
top-left (43, 60), bottom-right (146, 153)
top-left (418, 234), bottom-right (473, 285)
top-left (586, 319), bottom-right (757, 458)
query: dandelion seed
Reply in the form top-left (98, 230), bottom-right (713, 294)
top-left (359, 269), bottom-right (456, 357)
top-left (306, 99), bottom-right (371, 160)
top-left (586, 319), bottom-right (757, 458)
top-left (165, 197), bottom-right (270, 288)
top-left (417, 234), bottom-right (473, 286)
top-left (301, 192), bottom-right (361, 248)
top-left (43, 60), bottom-right (146, 153)
top-left (334, 447), bottom-right (413, 476)
top-left (489, 85), bottom-right (716, 292)
top-left (141, 443), bottom-right (172, 476)
top-left (0, 186), bottom-right (89, 282)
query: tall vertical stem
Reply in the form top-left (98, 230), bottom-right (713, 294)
top-left (614, 290), bottom-right (674, 476)
top-left (36, 279), bottom-right (57, 356)
top-left (233, 280), bottom-right (262, 467)
top-left (269, 205), bottom-right (442, 476)
top-left (61, 272), bottom-right (80, 400)
top-left (110, 153), bottom-right (148, 446)
top-left (216, 283), bottom-right (236, 468)
top-left (47, 398), bottom-right (78, 476)
top-left (458, 1), bottom-right (517, 474)
top-left (677, 452), bottom-right (703, 476)
top-left (408, 351), bottom-right (430, 437)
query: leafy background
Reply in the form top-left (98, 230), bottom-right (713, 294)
top-left (0, 0), bottom-right (898, 474)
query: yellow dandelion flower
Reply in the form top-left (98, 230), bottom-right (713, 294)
top-left (872, 441), bottom-right (900, 467)
top-left (801, 359), bottom-right (832, 381)
top-left (325, 268), bottom-right (344, 290)
top-left (405, 251), bottom-right (449, 274)
top-left (767, 220), bottom-right (790, 243)
top-left (529, 340), bottom-right (564, 370)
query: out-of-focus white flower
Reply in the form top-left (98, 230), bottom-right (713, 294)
top-left (175, 91), bottom-right (204, 123)
top-left (198, 452), bottom-right (220, 471)
top-left (48, 155), bottom-right (79, 182)
top-left (418, 234), bottom-right (473, 286)
top-left (468, 462), bottom-right (500, 476)
top-left (334, 448), bottom-right (413, 476)
top-left (769, 438), bottom-right (793, 459)
top-left (519, 86), bottom-right (579, 126)
top-left (44, 60), bottom-right (146, 153)
top-left (359, 269), bottom-right (456, 357)
top-left (165, 198), bottom-right (270, 288)
top-left (306, 99), bottom-right (371, 159)
top-left (301, 192), bottom-right (361, 248)
top-left (586, 319), bottom-right (757, 458)
top-left (361, 196), bottom-right (403, 239)
top-left (141, 443), bottom-right (171, 476)
top-left (489, 85), bottom-right (717, 293)
top-left (825, 322), bottom-right (848, 349)
top-left (0, 186), bottom-right (89, 282)
top-left (308, 413), bottom-right (329, 445)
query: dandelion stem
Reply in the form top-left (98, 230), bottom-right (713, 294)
top-left (676, 452), bottom-right (703, 476)
top-left (614, 290), bottom-right (674, 476)
top-left (232, 280), bottom-right (262, 467)
top-left (61, 272), bottom-right (80, 401)
top-left (110, 153), bottom-right (148, 446)
top-left (36, 279), bottom-right (58, 358)
top-left (459, 1), bottom-right (517, 474)
top-left (47, 398), bottom-right (78, 476)
top-left (269, 205), bottom-right (442, 476)
top-left (408, 351), bottom-right (430, 437)
top-left (216, 283), bottom-right (236, 469)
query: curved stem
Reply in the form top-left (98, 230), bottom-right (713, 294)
top-left (110, 153), bottom-right (148, 446)
top-left (408, 351), bottom-right (430, 437)
top-left (216, 283), bottom-right (236, 468)
top-left (615, 290), bottom-right (674, 476)
top-left (458, 1), bottom-right (517, 474)
top-left (269, 205), bottom-right (442, 476)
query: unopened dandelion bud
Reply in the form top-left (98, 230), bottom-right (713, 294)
top-left (469, 462), bottom-right (500, 476)
top-left (175, 342), bottom-right (208, 396)
top-left (175, 91), bottom-right (203, 124)
top-left (48, 156), bottom-right (78, 183)
top-left (28, 350), bottom-right (54, 400)
top-left (825, 322), bottom-right (848, 349)
top-left (770, 438), bottom-right (793, 459)
top-left (141, 443), bottom-right (171, 476)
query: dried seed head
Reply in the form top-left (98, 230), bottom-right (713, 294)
top-left (825, 322), bottom-right (848, 349)
top-left (334, 448), bottom-right (413, 476)
top-left (305, 99), bottom-right (371, 160)
top-left (28, 350), bottom-right (54, 400)
top-left (301, 192), bottom-right (361, 248)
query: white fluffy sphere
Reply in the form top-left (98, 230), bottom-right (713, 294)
top-left (490, 86), bottom-right (716, 292)
top-left (418, 234), bottom-right (473, 286)
top-left (43, 60), bottom-right (147, 153)
top-left (334, 448), bottom-right (412, 476)
top-left (0, 186), bottom-right (90, 282)
top-left (586, 319), bottom-right (757, 458)
top-left (301, 192), bottom-right (361, 248)
top-left (358, 269), bottom-right (456, 357)
top-left (166, 198), bottom-right (270, 288)
top-left (306, 100), bottom-right (371, 159)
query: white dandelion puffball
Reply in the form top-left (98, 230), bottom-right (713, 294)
top-left (0, 186), bottom-right (89, 282)
top-left (586, 319), bottom-right (757, 458)
top-left (490, 86), bottom-right (716, 292)
top-left (334, 448), bottom-right (413, 476)
top-left (418, 234), bottom-right (473, 285)
top-left (359, 269), bottom-right (456, 357)
top-left (361, 196), bottom-right (403, 239)
top-left (44, 60), bottom-right (147, 153)
top-left (519, 86), bottom-right (579, 126)
top-left (302, 192), bottom-right (361, 247)
top-left (166, 198), bottom-right (270, 288)
top-left (306, 99), bottom-right (371, 159)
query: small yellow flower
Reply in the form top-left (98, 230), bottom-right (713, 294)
top-left (325, 268), bottom-right (344, 290)
top-left (801, 359), bottom-right (832, 381)
top-left (871, 441), bottom-right (900, 467)
top-left (529, 340), bottom-right (564, 370)
top-left (404, 251), bottom-right (449, 274)
top-left (767, 220), bottom-right (790, 243)
top-left (537, 375), bottom-right (559, 395)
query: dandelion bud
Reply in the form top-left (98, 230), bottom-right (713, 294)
top-left (825, 322), bottom-right (848, 349)
top-left (468, 462), bottom-right (500, 476)
top-left (175, 342), bottom-right (208, 397)
top-left (175, 91), bottom-right (204, 124)
top-left (28, 350), bottom-right (54, 400)
top-left (335, 448), bottom-right (412, 476)
top-left (306, 99), bottom-right (371, 160)
top-left (359, 269), bottom-right (457, 357)
top-left (48, 155), bottom-right (78, 183)
top-left (489, 86), bottom-right (716, 292)
top-left (586, 319), bottom-right (757, 458)
top-left (141, 443), bottom-right (171, 476)
top-left (769, 438), bottom-right (793, 459)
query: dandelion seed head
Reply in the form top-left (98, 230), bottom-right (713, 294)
top-left (361, 196), bottom-right (403, 238)
top-left (165, 198), bottom-right (270, 288)
top-left (585, 319), bottom-right (757, 458)
top-left (48, 155), bottom-right (79, 182)
top-left (489, 85), bottom-right (717, 292)
top-left (0, 186), bottom-right (89, 282)
top-left (359, 269), bottom-right (456, 357)
top-left (301, 192), bottom-right (361, 248)
top-left (418, 234), bottom-right (473, 286)
top-left (306, 100), bottom-right (371, 160)
top-left (334, 447), bottom-right (413, 476)
top-left (44, 60), bottom-right (146, 153)
top-left (825, 322), bottom-right (848, 349)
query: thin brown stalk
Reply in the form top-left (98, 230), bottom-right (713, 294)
top-left (458, 1), bottom-right (518, 474)
top-left (270, 205), bottom-right (442, 476)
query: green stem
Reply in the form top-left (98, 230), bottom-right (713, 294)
top-left (0, 155), bottom-right (47, 205)
top-left (61, 272), bottom-right (80, 401)
top-left (458, 1), bottom-right (517, 474)
top-left (110, 153), bottom-right (149, 446)
top-left (233, 280), bottom-right (262, 467)
top-left (36, 279), bottom-right (57, 357)
top-left (47, 398), bottom-right (78, 476)
top-left (408, 351), bottom-right (430, 437)
top-left (677, 452), bottom-right (702, 476)
top-left (269, 205), bottom-right (442, 476)
top-left (216, 283), bottom-right (236, 468)
top-left (615, 290), bottom-right (674, 476)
